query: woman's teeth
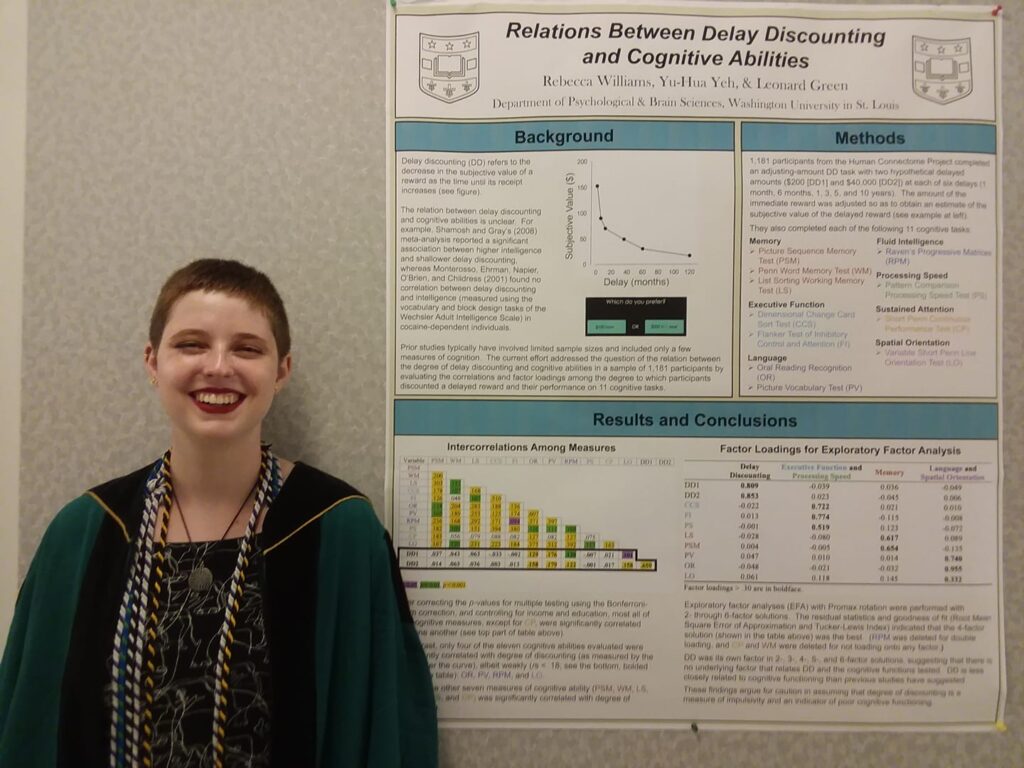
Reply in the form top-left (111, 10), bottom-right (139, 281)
top-left (195, 392), bottom-right (240, 405)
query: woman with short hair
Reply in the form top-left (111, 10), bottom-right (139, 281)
top-left (0, 259), bottom-right (438, 767)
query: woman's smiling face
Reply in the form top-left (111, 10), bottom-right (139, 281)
top-left (144, 290), bottom-right (291, 446)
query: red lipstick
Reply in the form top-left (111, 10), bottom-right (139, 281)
top-left (191, 389), bottom-right (244, 414)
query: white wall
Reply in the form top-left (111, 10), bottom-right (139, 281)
top-left (0, 0), bottom-right (26, 644)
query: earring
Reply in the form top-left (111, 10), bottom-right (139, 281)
top-left (150, 377), bottom-right (157, 386)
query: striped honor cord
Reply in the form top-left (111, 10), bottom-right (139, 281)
top-left (109, 454), bottom-right (172, 768)
top-left (210, 446), bottom-right (276, 768)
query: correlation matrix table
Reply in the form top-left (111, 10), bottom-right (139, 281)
top-left (397, 454), bottom-right (664, 572)
top-left (386, 1), bottom-right (1004, 731)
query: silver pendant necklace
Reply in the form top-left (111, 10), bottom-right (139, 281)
top-left (172, 479), bottom-right (259, 592)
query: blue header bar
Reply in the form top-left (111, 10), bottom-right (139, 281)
top-left (742, 123), bottom-right (996, 153)
top-left (393, 400), bottom-right (997, 439)
top-left (396, 120), bottom-right (734, 152)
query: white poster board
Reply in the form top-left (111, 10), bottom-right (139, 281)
top-left (386, 1), bottom-right (1004, 730)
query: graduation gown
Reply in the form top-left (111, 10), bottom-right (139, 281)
top-left (0, 462), bottom-right (438, 767)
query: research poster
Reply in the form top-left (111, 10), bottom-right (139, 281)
top-left (385, 1), bottom-right (1004, 728)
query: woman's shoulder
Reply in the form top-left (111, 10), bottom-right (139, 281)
top-left (37, 464), bottom-right (153, 558)
top-left (43, 494), bottom-right (111, 543)
top-left (86, 464), bottom-right (155, 518)
top-left (264, 462), bottom-right (382, 547)
top-left (280, 463), bottom-right (371, 511)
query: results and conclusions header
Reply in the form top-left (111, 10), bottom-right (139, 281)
top-left (394, 401), bottom-right (996, 439)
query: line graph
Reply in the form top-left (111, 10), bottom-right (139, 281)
top-left (569, 152), bottom-right (728, 269)
top-left (594, 182), bottom-right (693, 261)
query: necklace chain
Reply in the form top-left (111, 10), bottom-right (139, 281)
top-left (171, 478), bottom-right (262, 594)
top-left (171, 478), bottom-right (260, 545)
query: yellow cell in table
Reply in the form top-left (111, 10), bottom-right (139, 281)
top-left (565, 560), bottom-right (577, 569)
top-left (527, 561), bottom-right (539, 569)
top-left (509, 502), bottom-right (522, 515)
top-left (566, 534), bottom-right (577, 548)
top-left (603, 540), bottom-right (616, 549)
top-left (622, 561), bottom-right (634, 570)
top-left (546, 549), bottom-right (558, 558)
top-left (509, 536), bottom-right (521, 548)
top-left (546, 540), bottom-right (557, 549)
top-left (528, 510), bottom-right (540, 526)
top-left (490, 538), bottom-right (502, 549)
top-left (490, 495), bottom-right (502, 514)
top-left (545, 561), bottom-right (558, 569)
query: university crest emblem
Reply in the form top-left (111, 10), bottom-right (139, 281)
top-left (419, 32), bottom-right (479, 103)
top-left (912, 36), bottom-right (972, 105)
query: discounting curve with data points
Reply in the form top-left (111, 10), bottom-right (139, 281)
top-left (594, 182), bottom-right (693, 261)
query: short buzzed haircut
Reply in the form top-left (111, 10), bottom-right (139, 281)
top-left (149, 259), bottom-right (291, 357)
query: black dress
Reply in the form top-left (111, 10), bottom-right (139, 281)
top-left (108, 539), bottom-right (272, 768)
